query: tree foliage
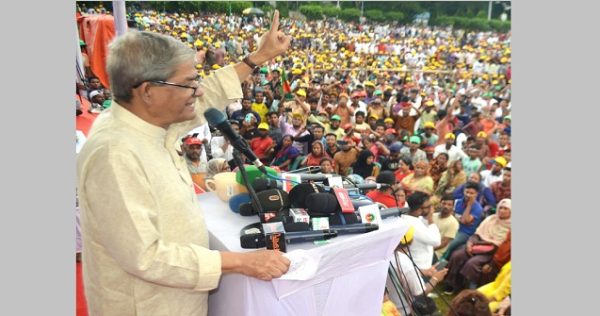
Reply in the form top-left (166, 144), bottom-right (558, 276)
top-left (299, 5), bottom-right (323, 21)
top-left (339, 8), bottom-right (361, 22)
top-left (365, 9), bottom-right (385, 22)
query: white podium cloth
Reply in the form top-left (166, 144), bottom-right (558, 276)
top-left (199, 193), bottom-right (409, 316)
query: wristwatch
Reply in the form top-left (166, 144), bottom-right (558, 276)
top-left (242, 54), bottom-right (259, 70)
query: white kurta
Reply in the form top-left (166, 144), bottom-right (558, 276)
top-left (77, 66), bottom-right (242, 316)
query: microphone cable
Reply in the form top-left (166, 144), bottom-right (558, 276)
top-left (401, 246), bottom-right (458, 316)
top-left (265, 172), bottom-right (302, 185)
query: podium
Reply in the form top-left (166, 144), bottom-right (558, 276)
top-left (200, 193), bottom-right (409, 316)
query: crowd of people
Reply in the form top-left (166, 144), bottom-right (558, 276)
top-left (77, 5), bottom-right (511, 316)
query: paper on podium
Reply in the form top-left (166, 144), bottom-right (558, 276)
top-left (279, 249), bottom-right (321, 281)
top-left (269, 217), bottom-right (407, 301)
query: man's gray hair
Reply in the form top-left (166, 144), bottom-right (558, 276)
top-left (106, 31), bottom-right (196, 103)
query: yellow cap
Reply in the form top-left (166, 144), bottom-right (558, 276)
top-left (424, 121), bottom-right (435, 129)
top-left (258, 123), bottom-right (269, 130)
top-left (400, 226), bottom-right (415, 245)
top-left (494, 156), bottom-right (507, 167)
top-left (296, 89), bottom-right (307, 97)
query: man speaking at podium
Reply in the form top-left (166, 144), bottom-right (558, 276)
top-left (76, 11), bottom-right (291, 316)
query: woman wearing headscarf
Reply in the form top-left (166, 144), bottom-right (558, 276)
top-left (205, 158), bottom-right (230, 181)
top-left (351, 149), bottom-right (380, 179)
top-left (301, 140), bottom-right (331, 167)
top-left (443, 199), bottom-right (511, 294)
top-left (271, 135), bottom-right (300, 171)
top-left (435, 159), bottom-right (467, 197)
top-left (430, 152), bottom-right (449, 190)
top-left (401, 160), bottom-right (434, 195)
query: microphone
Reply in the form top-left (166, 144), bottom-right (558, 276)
top-left (347, 183), bottom-right (392, 190)
top-left (330, 223), bottom-right (379, 235)
top-left (252, 178), bottom-right (281, 192)
top-left (286, 166), bottom-right (322, 174)
top-left (240, 229), bottom-right (337, 248)
top-left (239, 189), bottom-right (290, 216)
top-left (295, 173), bottom-right (334, 181)
top-left (380, 207), bottom-right (411, 219)
top-left (284, 230), bottom-right (338, 244)
top-left (204, 108), bottom-right (267, 174)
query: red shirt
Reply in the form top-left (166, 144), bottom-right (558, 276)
top-left (367, 190), bottom-right (398, 208)
top-left (487, 141), bottom-right (500, 158)
top-left (250, 136), bottom-right (273, 159)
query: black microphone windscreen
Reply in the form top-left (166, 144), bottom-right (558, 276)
top-left (328, 212), bottom-right (361, 225)
top-left (239, 202), bottom-right (256, 216)
top-left (240, 233), bottom-right (266, 248)
top-left (252, 178), bottom-right (280, 193)
top-left (284, 222), bottom-right (311, 232)
top-left (289, 183), bottom-right (323, 208)
top-left (204, 108), bottom-right (227, 126)
top-left (257, 189), bottom-right (290, 212)
top-left (305, 192), bottom-right (340, 216)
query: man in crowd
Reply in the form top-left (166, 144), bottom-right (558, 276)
top-left (480, 156), bottom-right (507, 187)
top-left (333, 139), bottom-right (359, 176)
top-left (250, 123), bottom-right (274, 164)
top-left (325, 133), bottom-right (340, 158)
top-left (440, 181), bottom-right (484, 261)
top-left (434, 132), bottom-right (467, 163)
top-left (433, 193), bottom-right (460, 261)
top-left (401, 191), bottom-right (441, 270)
top-left (400, 135), bottom-right (428, 163)
top-left (490, 164), bottom-right (511, 203)
top-left (251, 90), bottom-right (270, 123)
top-left (366, 171), bottom-right (401, 208)
top-left (266, 111), bottom-right (283, 145)
top-left (231, 97), bottom-right (261, 123)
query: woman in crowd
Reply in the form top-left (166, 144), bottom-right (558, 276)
top-left (401, 160), bottom-right (434, 195)
top-left (447, 289), bottom-right (492, 316)
top-left (319, 157), bottom-right (336, 174)
top-left (352, 149), bottom-right (380, 180)
top-left (435, 159), bottom-right (467, 197)
top-left (394, 156), bottom-right (414, 183)
top-left (443, 199), bottom-right (511, 294)
top-left (430, 152), bottom-right (449, 190)
top-left (271, 135), bottom-right (300, 171)
top-left (301, 140), bottom-right (330, 167)
top-left (478, 260), bottom-right (511, 316)
top-left (394, 187), bottom-right (409, 208)
top-left (205, 158), bottom-right (230, 183)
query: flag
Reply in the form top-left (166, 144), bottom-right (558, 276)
top-left (281, 68), bottom-right (291, 95)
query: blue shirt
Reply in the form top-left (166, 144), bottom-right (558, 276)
top-left (454, 199), bottom-right (484, 236)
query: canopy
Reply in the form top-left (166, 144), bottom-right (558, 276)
top-left (242, 7), bottom-right (264, 16)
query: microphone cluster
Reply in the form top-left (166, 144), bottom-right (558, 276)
top-left (204, 108), bottom-right (403, 251)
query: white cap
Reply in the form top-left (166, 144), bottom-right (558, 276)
top-left (89, 90), bottom-right (101, 99)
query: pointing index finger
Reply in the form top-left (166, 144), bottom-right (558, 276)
top-left (271, 10), bottom-right (280, 32)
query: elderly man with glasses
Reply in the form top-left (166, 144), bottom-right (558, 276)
top-left (77, 11), bottom-right (291, 316)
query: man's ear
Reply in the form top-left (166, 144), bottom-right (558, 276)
top-left (133, 82), bottom-right (153, 104)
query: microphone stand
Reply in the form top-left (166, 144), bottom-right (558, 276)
top-left (232, 148), bottom-right (264, 216)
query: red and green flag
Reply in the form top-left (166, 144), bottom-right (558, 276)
top-left (281, 69), bottom-right (291, 95)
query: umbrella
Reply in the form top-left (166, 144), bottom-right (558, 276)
top-left (242, 7), bottom-right (264, 16)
